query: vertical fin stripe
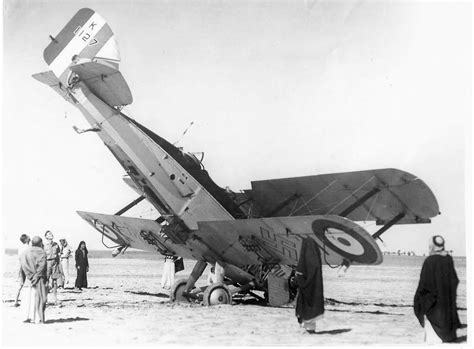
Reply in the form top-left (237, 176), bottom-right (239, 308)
top-left (44, 8), bottom-right (95, 65)
top-left (48, 12), bottom-right (107, 78)
top-left (78, 24), bottom-right (114, 62)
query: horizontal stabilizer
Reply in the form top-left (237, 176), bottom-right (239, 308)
top-left (32, 71), bottom-right (73, 101)
top-left (69, 60), bottom-right (132, 106)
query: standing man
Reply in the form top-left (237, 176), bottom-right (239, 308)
top-left (160, 255), bottom-right (175, 290)
top-left (59, 239), bottom-right (72, 286)
top-left (295, 237), bottom-right (325, 334)
top-left (44, 231), bottom-right (61, 303)
top-left (414, 235), bottom-right (461, 343)
top-left (20, 236), bottom-right (47, 324)
top-left (14, 234), bottom-right (31, 307)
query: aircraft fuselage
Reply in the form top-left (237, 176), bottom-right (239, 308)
top-left (70, 81), bottom-right (243, 232)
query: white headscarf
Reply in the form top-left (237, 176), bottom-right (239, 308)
top-left (429, 235), bottom-right (448, 256)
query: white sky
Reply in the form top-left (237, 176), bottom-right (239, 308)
top-left (1, 0), bottom-right (472, 256)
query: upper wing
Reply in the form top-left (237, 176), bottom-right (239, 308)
top-left (250, 168), bottom-right (439, 225)
top-left (196, 215), bottom-right (382, 267)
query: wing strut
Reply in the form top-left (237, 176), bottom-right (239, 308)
top-left (264, 193), bottom-right (300, 217)
top-left (114, 195), bottom-right (145, 216)
top-left (339, 187), bottom-right (380, 217)
top-left (372, 213), bottom-right (405, 240)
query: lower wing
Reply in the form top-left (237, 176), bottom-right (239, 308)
top-left (78, 211), bottom-right (381, 267)
top-left (76, 211), bottom-right (191, 258)
top-left (196, 215), bottom-right (382, 267)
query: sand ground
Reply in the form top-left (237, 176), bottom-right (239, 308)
top-left (1, 254), bottom-right (468, 346)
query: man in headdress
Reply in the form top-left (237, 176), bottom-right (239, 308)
top-left (19, 236), bottom-right (47, 324)
top-left (295, 237), bottom-right (324, 333)
top-left (14, 234), bottom-right (30, 307)
top-left (414, 235), bottom-right (461, 343)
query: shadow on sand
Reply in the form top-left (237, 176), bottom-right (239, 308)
top-left (45, 317), bottom-right (89, 324)
top-left (328, 309), bottom-right (403, 316)
top-left (315, 328), bottom-right (352, 335)
top-left (125, 291), bottom-right (169, 298)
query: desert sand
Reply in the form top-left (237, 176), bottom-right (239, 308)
top-left (1, 252), bottom-right (467, 346)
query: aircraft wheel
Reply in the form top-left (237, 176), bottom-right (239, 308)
top-left (203, 283), bottom-right (232, 306)
top-left (170, 279), bottom-right (191, 303)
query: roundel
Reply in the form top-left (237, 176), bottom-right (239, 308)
top-left (311, 218), bottom-right (378, 264)
top-left (102, 226), bottom-right (120, 242)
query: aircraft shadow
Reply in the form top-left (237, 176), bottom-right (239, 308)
top-left (45, 317), bottom-right (89, 324)
top-left (315, 328), bottom-right (352, 335)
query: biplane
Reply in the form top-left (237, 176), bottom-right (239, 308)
top-left (34, 8), bottom-right (439, 306)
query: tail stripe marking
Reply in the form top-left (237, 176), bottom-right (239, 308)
top-left (49, 12), bottom-right (106, 78)
top-left (44, 8), bottom-right (94, 65)
top-left (78, 24), bottom-right (114, 62)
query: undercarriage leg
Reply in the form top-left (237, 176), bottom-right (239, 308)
top-left (183, 259), bottom-right (207, 294)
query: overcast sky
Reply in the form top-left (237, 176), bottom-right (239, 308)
top-left (2, 0), bottom-right (471, 256)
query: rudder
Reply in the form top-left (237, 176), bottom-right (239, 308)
top-left (44, 8), bottom-right (120, 82)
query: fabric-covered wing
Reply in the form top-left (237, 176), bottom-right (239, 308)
top-left (250, 168), bottom-right (439, 225)
top-left (196, 215), bottom-right (382, 267)
top-left (77, 211), bottom-right (192, 258)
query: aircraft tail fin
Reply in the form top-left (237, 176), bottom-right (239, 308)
top-left (41, 8), bottom-right (132, 106)
top-left (44, 8), bottom-right (120, 82)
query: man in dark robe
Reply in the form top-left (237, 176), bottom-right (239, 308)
top-left (414, 235), bottom-right (460, 343)
top-left (295, 237), bottom-right (324, 333)
top-left (75, 241), bottom-right (89, 290)
top-left (20, 236), bottom-right (47, 324)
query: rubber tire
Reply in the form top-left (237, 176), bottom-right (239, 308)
top-left (170, 279), bottom-right (191, 303)
top-left (203, 282), bottom-right (232, 306)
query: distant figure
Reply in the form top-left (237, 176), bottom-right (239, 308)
top-left (59, 239), bottom-right (73, 286)
top-left (295, 238), bottom-right (324, 333)
top-left (14, 234), bottom-right (31, 307)
top-left (207, 262), bottom-right (225, 284)
top-left (160, 255), bottom-right (175, 290)
top-left (75, 241), bottom-right (89, 290)
top-left (414, 235), bottom-right (461, 343)
top-left (44, 231), bottom-right (61, 303)
top-left (19, 236), bottom-right (47, 324)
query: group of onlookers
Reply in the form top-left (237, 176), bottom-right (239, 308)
top-left (14, 231), bottom-right (89, 324)
top-left (13, 231), bottom-right (461, 343)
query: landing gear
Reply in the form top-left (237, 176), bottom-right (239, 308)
top-left (170, 279), bottom-right (191, 303)
top-left (170, 260), bottom-right (207, 303)
top-left (203, 283), bottom-right (232, 306)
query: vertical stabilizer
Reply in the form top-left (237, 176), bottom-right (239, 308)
top-left (41, 8), bottom-right (132, 107)
top-left (44, 8), bottom-right (120, 82)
